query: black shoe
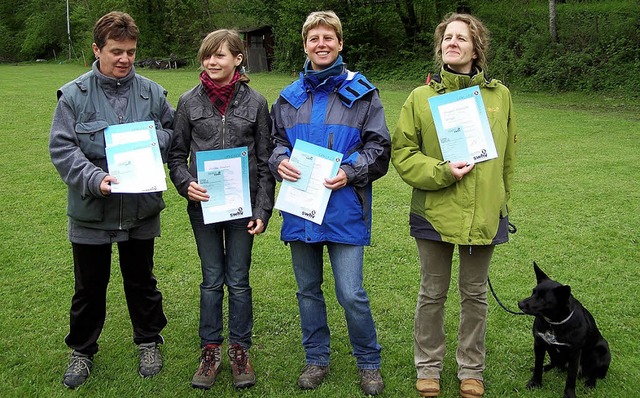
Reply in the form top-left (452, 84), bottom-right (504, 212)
top-left (62, 351), bottom-right (93, 389)
top-left (297, 364), bottom-right (329, 390)
top-left (359, 368), bottom-right (384, 396)
top-left (138, 342), bottom-right (163, 377)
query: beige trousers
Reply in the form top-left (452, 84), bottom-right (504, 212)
top-left (414, 239), bottom-right (494, 381)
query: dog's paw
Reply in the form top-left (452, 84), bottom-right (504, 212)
top-left (526, 379), bottom-right (542, 390)
top-left (585, 379), bottom-right (596, 389)
top-left (563, 392), bottom-right (577, 398)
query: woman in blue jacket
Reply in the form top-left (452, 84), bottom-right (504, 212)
top-left (269, 10), bottom-right (390, 396)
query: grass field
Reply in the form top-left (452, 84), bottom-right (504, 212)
top-left (0, 63), bottom-right (638, 397)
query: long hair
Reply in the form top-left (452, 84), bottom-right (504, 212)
top-left (198, 29), bottom-right (249, 82)
top-left (433, 13), bottom-right (490, 71)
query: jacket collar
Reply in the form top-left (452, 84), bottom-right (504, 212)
top-left (429, 67), bottom-right (497, 93)
top-left (92, 59), bottom-right (135, 91)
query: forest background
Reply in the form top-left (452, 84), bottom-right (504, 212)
top-left (1, 0), bottom-right (639, 96)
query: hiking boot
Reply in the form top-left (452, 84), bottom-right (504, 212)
top-left (62, 351), bottom-right (93, 389)
top-left (460, 378), bottom-right (484, 398)
top-left (359, 368), bottom-right (384, 396)
top-left (228, 344), bottom-right (255, 388)
top-left (297, 364), bottom-right (329, 390)
top-left (138, 342), bottom-right (162, 377)
top-left (191, 344), bottom-right (222, 389)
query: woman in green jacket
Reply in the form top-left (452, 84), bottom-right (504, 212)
top-left (391, 13), bottom-right (517, 398)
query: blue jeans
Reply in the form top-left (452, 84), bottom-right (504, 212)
top-left (289, 241), bottom-right (382, 369)
top-left (188, 204), bottom-right (254, 348)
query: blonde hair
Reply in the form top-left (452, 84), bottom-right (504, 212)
top-left (434, 13), bottom-right (490, 71)
top-left (198, 29), bottom-right (249, 82)
top-left (301, 11), bottom-right (343, 45)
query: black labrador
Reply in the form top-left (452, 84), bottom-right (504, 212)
top-left (518, 262), bottom-right (610, 398)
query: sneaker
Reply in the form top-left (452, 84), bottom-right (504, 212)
top-left (191, 344), bottom-right (222, 389)
top-left (228, 344), bottom-right (256, 388)
top-left (138, 342), bottom-right (162, 377)
top-left (359, 369), bottom-right (384, 396)
top-left (62, 351), bottom-right (93, 389)
top-left (297, 364), bottom-right (329, 390)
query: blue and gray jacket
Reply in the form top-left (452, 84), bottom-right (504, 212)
top-left (269, 70), bottom-right (390, 245)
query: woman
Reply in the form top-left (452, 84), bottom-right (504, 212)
top-left (391, 13), bottom-right (517, 398)
top-left (167, 29), bottom-right (274, 390)
top-left (49, 11), bottom-right (173, 389)
top-left (269, 11), bottom-right (390, 396)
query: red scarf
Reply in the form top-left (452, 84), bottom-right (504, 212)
top-left (200, 70), bottom-right (240, 116)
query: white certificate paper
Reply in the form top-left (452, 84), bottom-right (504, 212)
top-left (104, 121), bottom-right (167, 193)
top-left (428, 85), bottom-right (497, 163)
top-left (196, 147), bottom-right (252, 224)
top-left (274, 140), bottom-right (343, 225)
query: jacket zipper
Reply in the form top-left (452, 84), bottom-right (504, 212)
top-left (221, 115), bottom-right (226, 148)
top-left (119, 195), bottom-right (123, 230)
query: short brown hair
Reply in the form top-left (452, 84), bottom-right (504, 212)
top-left (434, 13), bottom-right (490, 71)
top-left (197, 29), bottom-right (249, 82)
top-left (93, 11), bottom-right (139, 50)
top-left (301, 11), bottom-right (343, 45)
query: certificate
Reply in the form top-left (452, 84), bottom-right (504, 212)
top-left (104, 121), bottom-right (167, 193)
top-left (428, 85), bottom-right (497, 163)
top-left (196, 147), bottom-right (252, 224)
top-left (274, 140), bottom-right (343, 225)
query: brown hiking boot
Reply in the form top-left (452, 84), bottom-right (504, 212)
top-left (359, 368), bottom-right (384, 395)
top-left (228, 344), bottom-right (255, 388)
top-left (191, 344), bottom-right (222, 389)
top-left (297, 364), bottom-right (329, 390)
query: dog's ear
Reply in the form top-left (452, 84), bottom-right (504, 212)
top-left (555, 285), bottom-right (572, 303)
top-left (533, 261), bottom-right (549, 283)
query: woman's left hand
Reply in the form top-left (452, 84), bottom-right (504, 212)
top-left (247, 219), bottom-right (265, 235)
top-left (450, 161), bottom-right (474, 181)
top-left (324, 168), bottom-right (348, 190)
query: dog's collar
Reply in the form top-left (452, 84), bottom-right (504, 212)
top-left (544, 311), bottom-right (574, 325)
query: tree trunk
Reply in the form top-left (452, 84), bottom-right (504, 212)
top-left (549, 0), bottom-right (558, 43)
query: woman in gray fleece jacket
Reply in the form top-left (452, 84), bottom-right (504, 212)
top-left (49, 11), bottom-right (174, 389)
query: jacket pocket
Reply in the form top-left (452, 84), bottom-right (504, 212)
top-left (233, 105), bottom-right (257, 123)
top-left (75, 119), bottom-right (109, 160)
top-left (190, 105), bottom-right (216, 141)
top-left (67, 189), bottom-right (104, 222)
top-left (137, 192), bottom-right (166, 220)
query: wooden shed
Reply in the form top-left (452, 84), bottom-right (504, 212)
top-left (239, 26), bottom-right (274, 73)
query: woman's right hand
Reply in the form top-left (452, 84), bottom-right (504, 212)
top-left (187, 181), bottom-right (210, 202)
top-left (278, 158), bottom-right (301, 182)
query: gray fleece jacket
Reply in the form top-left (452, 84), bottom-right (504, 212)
top-left (49, 61), bottom-right (174, 244)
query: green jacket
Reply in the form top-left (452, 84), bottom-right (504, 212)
top-left (391, 68), bottom-right (517, 245)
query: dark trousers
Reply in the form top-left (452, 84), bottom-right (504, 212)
top-left (65, 239), bottom-right (167, 355)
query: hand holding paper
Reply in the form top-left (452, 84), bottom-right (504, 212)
top-left (274, 140), bottom-right (343, 225)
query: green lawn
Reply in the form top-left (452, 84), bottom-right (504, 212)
top-left (0, 63), bottom-right (638, 397)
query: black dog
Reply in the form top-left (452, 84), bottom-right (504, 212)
top-left (518, 262), bottom-right (610, 398)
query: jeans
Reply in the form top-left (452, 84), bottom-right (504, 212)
top-left (188, 204), bottom-right (254, 348)
top-left (66, 239), bottom-right (167, 355)
top-left (414, 239), bottom-right (494, 381)
top-left (289, 241), bottom-right (382, 369)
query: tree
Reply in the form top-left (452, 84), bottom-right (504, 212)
top-left (549, 0), bottom-right (558, 43)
